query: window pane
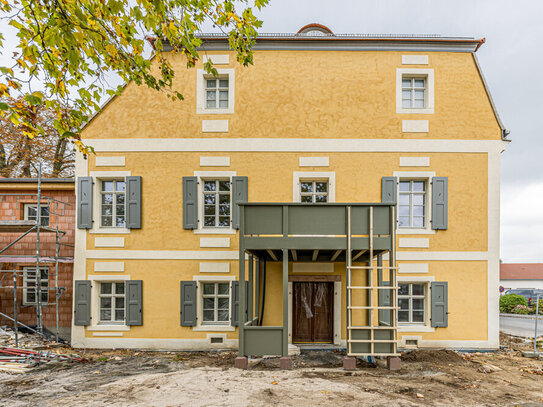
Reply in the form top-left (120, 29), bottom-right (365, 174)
top-left (204, 181), bottom-right (216, 191)
top-left (219, 79), bottom-right (228, 88)
top-left (412, 284), bottom-right (425, 296)
top-left (413, 195), bottom-right (424, 205)
top-left (100, 297), bottom-right (112, 309)
top-left (206, 100), bottom-right (216, 108)
top-left (206, 90), bottom-right (216, 100)
top-left (402, 99), bottom-right (412, 108)
top-left (203, 283), bottom-right (215, 295)
top-left (116, 194), bottom-right (125, 205)
top-left (115, 310), bottom-right (125, 321)
top-left (412, 299), bottom-right (424, 310)
top-left (412, 311), bottom-right (424, 322)
top-left (100, 309), bottom-right (111, 321)
top-left (219, 205), bottom-right (229, 216)
top-left (219, 194), bottom-right (230, 205)
top-left (413, 205), bottom-right (424, 216)
top-left (203, 310), bottom-right (214, 321)
top-left (301, 196), bottom-right (312, 203)
top-left (204, 216), bottom-right (215, 227)
top-left (402, 79), bottom-right (411, 88)
top-left (218, 310), bottom-right (229, 321)
top-left (27, 292), bottom-right (36, 303)
top-left (398, 311), bottom-right (409, 322)
top-left (115, 297), bottom-right (124, 309)
top-left (414, 79), bottom-right (425, 88)
top-left (413, 181), bottom-right (425, 192)
top-left (399, 216), bottom-right (410, 227)
top-left (219, 100), bottom-right (228, 108)
top-left (116, 216), bottom-right (125, 227)
top-left (102, 194), bottom-right (113, 205)
top-left (414, 90), bottom-right (425, 100)
top-left (218, 298), bottom-right (229, 310)
top-left (116, 205), bottom-right (125, 216)
top-left (414, 99), bottom-right (425, 108)
top-left (399, 195), bottom-right (410, 206)
top-left (204, 194), bottom-right (216, 205)
top-left (102, 181), bottom-right (114, 192)
top-left (315, 195), bottom-right (327, 203)
top-left (402, 90), bottom-right (411, 100)
top-left (399, 205), bottom-right (410, 216)
top-left (398, 298), bottom-right (409, 310)
top-left (219, 90), bottom-right (228, 100)
top-left (27, 206), bottom-right (37, 218)
top-left (412, 217), bottom-right (424, 228)
top-left (399, 284), bottom-right (409, 296)
top-left (315, 182), bottom-right (327, 193)
top-left (219, 181), bottom-right (230, 191)
top-left (204, 205), bottom-right (215, 216)
top-left (115, 283), bottom-right (125, 295)
top-left (218, 283), bottom-right (229, 295)
top-left (206, 79), bottom-right (216, 88)
top-left (102, 205), bottom-right (112, 216)
top-left (218, 216), bottom-right (229, 227)
top-left (300, 182), bottom-right (312, 193)
top-left (101, 283), bottom-right (112, 294)
top-left (399, 182), bottom-right (410, 192)
top-left (40, 269), bottom-right (48, 279)
top-left (116, 182), bottom-right (126, 192)
top-left (203, 298), bottom-right (215, 309)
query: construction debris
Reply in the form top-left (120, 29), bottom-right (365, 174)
top-left (0, 347), bottom-right (86, 374)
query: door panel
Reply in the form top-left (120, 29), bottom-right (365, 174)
top-left (292, 282), bottom-right (333, 343)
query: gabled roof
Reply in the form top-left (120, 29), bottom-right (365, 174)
top-left (500, 263), bottom-right (543, 280)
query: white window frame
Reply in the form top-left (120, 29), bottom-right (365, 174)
top-left (89, 171), bottom-right (131, 234)
top-left (98, 281), bottom-right (126, 324)
top-left (87, 275), bottom-right (131, 331)
top-left (194, 171), bottom-right (236, 235)
top-left (299, 180), bottom-right (329, 203)
top-left (201, 179), bottom-right (232, 229)
top-left (23, 203), bottom-right (50, 227)
top-left (293, 172), bottom-right (335, 203)
top-left (396, 68), bottom-right (434, 114)
top-left (397, 282), bottom-right (427, 325)
top-left (99, 179), bottom-right (126, 229)
top-left (201, 281), bottom-right (231, 325)
top-left (396, 276), bottom-right (435, 332)
top-left (398, 179), bottom-right (427, 229)
top-left (193, 275), bottom-right (235, 332)
top-left (197, 68), bottom-right (235, 114)
top-left (22, 267), bottom-right (48, 306)
top-left (393, 171), bottom-right (435, 235)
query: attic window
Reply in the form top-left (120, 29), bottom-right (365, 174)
top-left (297, 23), bottom-right (334, 36)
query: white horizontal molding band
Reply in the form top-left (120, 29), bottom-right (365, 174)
top-left (94, 261), bottom-right (125, 272)
top-left (94, 237), bottom-right (125, 248)
top-left (92, 332), bottom-right (124, 337)
top-left (299, 156), bottom-right (329, 167)
top-left (202, 54), bottom-right (229, 64)
top-left (95, 156), bottom-right (126, 167)
top-left (398, 263), bottom-right (429, 273)
top-left (394, 251), bottom-right (489, 261)
top-left (87, 325), bottom-right (130, 331)
top-left (202, 120), bottom-right (228, 133)
top-left (399, 157), bottom-right (430, 167)
top-left (199, 237), bottom-right (230, 248)
top-left (199, 262), bottom-right (230, 273)
top-left (399, 238), bottom-right (429, 248)
top-left (85, 250), bottom-right (239, 260)
top-left (84, 138), bottom-right (508, 154)
top-left (402, 120), bottom-right (429, 133)
top-left (88, 274), bottom-right (131, 281)
top-left (199, 156), bottom-right (230, 167)
top-left (72, 337), bottom-right (238, 350)
top-left (397, 326), bottom-right (435, 332)
top-left (402, 55), bottom-right (429, 65)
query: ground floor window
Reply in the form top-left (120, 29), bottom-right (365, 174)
top-left (202, 282), bottom-right (230, 325)
top-left (398, 283), bottom-right (426, 324)
top-left (23, 267), bottom-right (48, 305)
top-left (99, 282), bottom-right (125, 323)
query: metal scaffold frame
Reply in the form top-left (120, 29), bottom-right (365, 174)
top-left (0, 166), bottom-right (73, 346)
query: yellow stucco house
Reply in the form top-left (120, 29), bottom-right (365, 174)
top-left (72, 24), bottom-right (508, 360)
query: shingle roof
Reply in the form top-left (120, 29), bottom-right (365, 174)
top-left (500, 263), bottom-right (543, 280)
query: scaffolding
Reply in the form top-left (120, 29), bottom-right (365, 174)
top-left (0, 169), bottom-right (72, 346)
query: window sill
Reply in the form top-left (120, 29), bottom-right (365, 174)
top-left (398, 325), bottom-right (435, 333)
top-left (90, 228), bottom-right (131, 234)
top-left (197, 109), bottom-right (234, 115)
top-left (87, 325), bottom-right (130, 331)
top-left (193, 229), bottom-right (237, 235)
top-left (397, 108), bottom-right (434, 115)
top-left (397, 228), bottom-right (435, 235)
top-left (192, 325), bottom-right (235, 332)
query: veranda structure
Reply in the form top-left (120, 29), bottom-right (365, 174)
top-left (237, 202), bottom-right (398, 357)
top-left (0, 176), bottom-right (72, 345)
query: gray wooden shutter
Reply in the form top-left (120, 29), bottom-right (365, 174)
top-left (431, 177), bottom-right (448, 230)
top-left (381, 177), bottom-right (397, 204)
top-left (231, 176), bottom-right (248, 230)
top-left (126, 176), bottom-right (142, 229)
top-left (182, 177), bottom-right (198, 229)
top-left (231, 281), bottom-right (248, 326)
top-left (125, 280), bottom-right (143, 325)
top-left (74, 280), bottom-right (91, 325)
top-left (77, 177), bottom-right (93, 229)
top-left (180, 281), bottom-right (197, 326)
top-left (431, 281), bottom-right (448, 327)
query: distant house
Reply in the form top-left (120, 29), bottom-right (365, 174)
top-left (500, 263), bottom-right (543, 291)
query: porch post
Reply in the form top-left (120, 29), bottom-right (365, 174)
top-left (248, 254), bottom-right (254, 324)
top-left (282, 248), bottom-right (288, 356)
top-left (239, 205), bottom-right (246, 356)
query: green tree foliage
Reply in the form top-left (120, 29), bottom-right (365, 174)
top-left (0, 0), bottom-right (268, 153)
top-left (499, 294), bottom-right (527, 314)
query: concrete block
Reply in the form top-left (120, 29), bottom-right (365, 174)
top-left (387, 356), bottom-right (401, 370)
top-left (343, 356), bottom-right (357, 371)
top-left (279, 356), bottom-right (292, 370)
top-left (234, 356), bottom-right (248, 370)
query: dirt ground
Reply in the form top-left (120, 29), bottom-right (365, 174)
top-left (0, 334), bottom-right (542, 406)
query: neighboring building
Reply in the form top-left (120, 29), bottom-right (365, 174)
top-left (500, 263), bottom-right (543, 291)
top-left (0, 178), bottom-right (75, 340)
top-left (72, 24), bottom-right (508, 355)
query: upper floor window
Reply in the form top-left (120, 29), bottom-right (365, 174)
top-left (23, 267), bottom-right (48, 305)
top-left (202, 282), bottom-right (230, 325)
top-left (206, 78), bottom-right (229, 109)
top-left (99, 282), bottom-right (125, 323)
top-left (24, 204), bottom-right (49, 227)
top-left (398, 180), bottom-right (426, 228)
top-left (300, 180), bottom-right (328, 203)
top-left (402, 77), bottom-right (426, 109)
top-left (203, 180), bottom-right (231, 228)
top-left (101, 180), bottom-right (125, 228)
top-left (398, 283), bottom-right (426, 324)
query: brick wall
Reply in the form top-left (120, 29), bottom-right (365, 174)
top-left (0, 187), bottom-right (75, 334)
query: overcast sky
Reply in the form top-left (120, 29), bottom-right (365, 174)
top-left (254, 0), bottom-right (543, 263)
top-left (1, 0), bottom-right (541, 262)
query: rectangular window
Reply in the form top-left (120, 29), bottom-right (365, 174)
top-left (398, 180), bottom-right (426, 228)
top-left (398, 283), bottom-right (426, 324)
top-left (205, 78), bottom-right (229, 109)
top-left (23, 267), bottom-right (48, 305)
top-left (401, 77), bottom-right (426, 109)
top-left (24, 204), bottom-right (49, 227)
top-left (100, 180), bottom-right (126, 228)
top-left (203, 180), bottom-right (231, 228)
top-left (99, 282), bottom-right (125, 323)
top-left (300, 180), bottom-right (328, 203)
top-left (202, 282), bottom-right (230, 325)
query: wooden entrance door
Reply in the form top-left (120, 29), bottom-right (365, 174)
top-left (292, 282), bottom-right (334, 343)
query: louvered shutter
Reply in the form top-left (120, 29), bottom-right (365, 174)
top-left (431, 281), bottom-right (448, 327)
top-left (180, 281), bottom-right (197, 326)
top-left (381, 177), bottom-right (397, 204)
top-left (74, 281), bottom-right (91, 325)
top-left (125, 280), bottom-right (143, 325)
top-left (126, 176), bottom-right (142, 229)
top-left (231, 176), bottom-right (248, 230)
top-left (77, 177), bottom-right (93, 229)
top-left (431, 177), bottom-right (448, 230)
top-left (182, 177), bottom-right (198, 229)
